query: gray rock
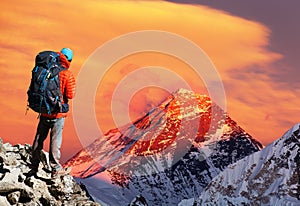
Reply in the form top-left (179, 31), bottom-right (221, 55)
top-left (0, 173), bottom-right (4, 181)
top-left (0, 181), bottom-right (23, 194)
top-left (18, 173), bottom-right (26, 183)
top-left (2, 168), bottom-right (21, 184)
top-left (3, 142), bottom-right (18, 152)
top-left (24, 144), bottom-right (32, 153)
top-left (48, 183), bottom-right (63, 199)
top-left (0, 181), bottom-right (34, 200)
top-left (32, 178), bottom-right (51, 199)
top-left (13, 144), bottom-right (24, 151)
top-left (0, 165), bottom-right (10, 181)
top-left (2, 165), bottom-right (11, 172)
top-left (0, 153), bottom-right (5, 163)
top-left (4, 152), bottom-right (19, 166)
top-left (35, 168), bottom-right (51, 180)
top-left (19, 147), bottom-right (31, 162)
top-left (0, 195), bottom-right (10, 206)
top-left (24, 177), bottom-right (33, 188)
top-left (39, 195), bottom-right (59, 206)
top-left (0, 140), bottom-right (101, 206)
top-left (7, 191), bottom-right (21, 204)
top-left (73, 183), bottom-right (83, 195)
top-left (0, 138), bottom-right (6, 154)
top-left (17, 201), bottom-right (40, 206)
top-left (62, 175), bottom-right (74, 194)
top-left (129, 194), bottom-right (148, 206)
top-left (17, 164), bottom-right (30, 177)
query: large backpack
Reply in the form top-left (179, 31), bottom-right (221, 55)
top-left (27, 51), bottom-right (68, 115)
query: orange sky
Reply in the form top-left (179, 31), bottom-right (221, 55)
top-left (1, 0), bottom-right (299, 162)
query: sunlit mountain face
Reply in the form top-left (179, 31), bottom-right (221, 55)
top-left (64, 89), bottom-right (263, 205)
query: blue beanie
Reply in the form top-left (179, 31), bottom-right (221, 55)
top-left (61, 48), bottom-right (73, 61)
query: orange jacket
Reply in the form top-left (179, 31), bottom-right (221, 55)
top-left (42, 52), bottom-right (76, 119)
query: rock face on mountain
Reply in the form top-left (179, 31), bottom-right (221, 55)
top-left (64, 89), bottom-right (263, 205)
top-left (198, 123), bottom-right (300, 206)
top-left (129, 195), bottom-right (149, 206)
top-left (0, 139), bottom-right (100, 206)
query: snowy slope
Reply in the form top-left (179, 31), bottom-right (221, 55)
top-left (64, 89), bottom-right (262, 205)
top-left (198, 123), bottom-right (300, 206)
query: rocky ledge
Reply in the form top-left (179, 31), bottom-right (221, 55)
top-left (0, 138), bottom-right (100, 206)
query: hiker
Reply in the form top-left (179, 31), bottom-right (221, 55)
top-left (30, 48), bottom-right (76, 178)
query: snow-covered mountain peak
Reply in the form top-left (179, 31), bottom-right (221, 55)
top-left (198, 123), bottom-right (300, 206)
top-left (276, 122), bottom-right (299, 146)
top-left (172, 88), bottom-right (209, 99)
top-left (64, 89), bottom-right (262, 205)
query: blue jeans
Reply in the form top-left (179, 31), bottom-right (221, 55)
top-left (32, 116), bottom-right (65, 172)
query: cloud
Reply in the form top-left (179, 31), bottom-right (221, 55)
top-left (224, 69), bottom-right (300, 144)
top-left (0, 0), bottom-right (291, 160)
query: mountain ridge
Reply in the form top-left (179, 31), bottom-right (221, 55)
top-left (197, 123), bottom-right (300, 206)
top-left (64, 88), bottom-right (263, 205)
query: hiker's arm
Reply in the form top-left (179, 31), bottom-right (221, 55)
top-left (65, 72), bottom-right (76, 100)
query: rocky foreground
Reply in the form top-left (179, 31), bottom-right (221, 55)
top-left (0, 138), bottom-right (100, 206)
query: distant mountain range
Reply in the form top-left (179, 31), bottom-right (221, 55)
top-left (197, 123), bottom-right (300, 206)
top-left (64, 88), bottom-right (264, 205)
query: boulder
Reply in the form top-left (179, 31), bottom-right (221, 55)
top-left (7, 191), bottom-right (20, 204)
top-left (2, 168), bottom-right (21, 184)
top-left (0, 195), bottom-right (10, 206)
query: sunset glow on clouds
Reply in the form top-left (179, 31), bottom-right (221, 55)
top-left (0, 0), bottom-right (298, 161)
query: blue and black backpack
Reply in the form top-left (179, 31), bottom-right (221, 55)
top-left (27, 51), bottom-right (68, 115)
